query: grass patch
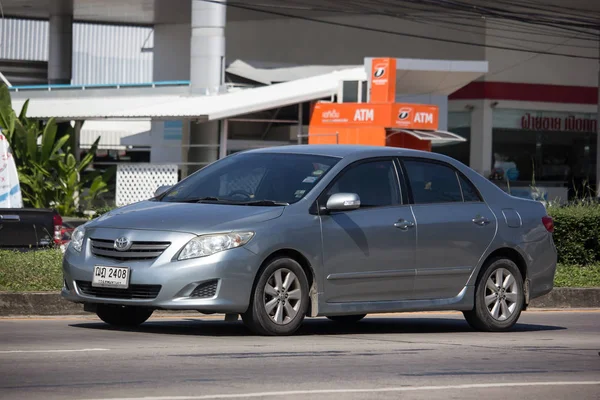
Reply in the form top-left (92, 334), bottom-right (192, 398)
top-left (0, 249), bottom-right (63, 292)
top-left (1, 250), bottom-right (600, 292)
top-left (554, 264), bottom-right (600, 288)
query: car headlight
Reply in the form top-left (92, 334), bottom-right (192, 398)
top-left (70, 225), bottom-right (86, 253)
top-left (178, 232), bottom-right (254, 261)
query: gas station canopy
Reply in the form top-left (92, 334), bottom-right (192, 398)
top-left (366, 57), bottom-right (489, 96)
top-left (10, 58), bottom-right (487, 126)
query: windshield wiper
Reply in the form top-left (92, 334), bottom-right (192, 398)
top-left (165, 196), bottom-right (224, 203)
top-left (194, 196), bottom-right (223, 203)
top-left (239, 200), bottom-right (289, 206)
top-left (164, 197), bottom-right (288, 206)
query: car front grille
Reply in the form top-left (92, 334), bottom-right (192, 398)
top-left (76, 280), bottom-right (161, 300)
top-left (190, 280), bottom-right (218, 298)
top-left (89, 238), bottom-right (170, 261)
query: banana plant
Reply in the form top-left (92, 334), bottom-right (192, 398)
top-left (0, 83), bottom-right (114, 215)
top-left (53, 137), bottom-right (113, 216)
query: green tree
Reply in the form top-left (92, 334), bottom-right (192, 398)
top-left (0, 84), bottom-right (113, 215)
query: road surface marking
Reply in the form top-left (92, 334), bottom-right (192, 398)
top-left (0, 348), bottom-right (109, 354)
top-left (82, 381), bottom-right (600, 400)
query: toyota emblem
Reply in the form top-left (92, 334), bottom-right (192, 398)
top-left (114, 237), bottom-right (131, 251)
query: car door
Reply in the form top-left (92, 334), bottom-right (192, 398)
top-left (400, 158), bottom-right (496, 300)
top-left (319, 158), bottom-right (417, 303)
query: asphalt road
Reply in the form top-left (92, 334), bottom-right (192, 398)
top-left (0, 310), bottom-right (599, 400)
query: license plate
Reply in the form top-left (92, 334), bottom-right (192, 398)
top-left (92, 266), bottom-right (130, 289)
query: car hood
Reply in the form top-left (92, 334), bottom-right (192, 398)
top-left (88, 201), bottom-right (285, 234)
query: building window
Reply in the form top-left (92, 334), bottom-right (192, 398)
top-left (491, 109), bottom-right (597, 197)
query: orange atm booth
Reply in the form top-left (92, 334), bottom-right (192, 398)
top-left (308, 57), bottom-right (465, 150)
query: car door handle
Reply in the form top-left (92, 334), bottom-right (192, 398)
top-left (394, 219), bottom-right (415, 230)
top-left (0, 215), bottom-right (20, 222)
top-left (472, 216), bottom-right (490, 226)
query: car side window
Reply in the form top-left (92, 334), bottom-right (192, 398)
top-left (326, 160), bottom-right (400, 208)
top-left (403, 160), bottom-right (463, 204)
top-left (459, 174), bottom-right (482, 202)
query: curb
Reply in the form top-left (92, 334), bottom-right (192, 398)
top-left (528, 287), bottom-right (600, 309)
top-left (0, 292), bottom-right (86, 316)
top-left (0, 288), bottom-right (599, 317)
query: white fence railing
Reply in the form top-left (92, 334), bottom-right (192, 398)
top-left (116, 164), bottom-right (178, 207)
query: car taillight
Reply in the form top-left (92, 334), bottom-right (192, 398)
top-left (542, 216), bottom-right (554, 233)
top-left (53, 214), bottom-right (63, 245)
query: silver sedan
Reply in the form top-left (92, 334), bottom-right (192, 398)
top-left (62, 145), bottom-right (557, 336)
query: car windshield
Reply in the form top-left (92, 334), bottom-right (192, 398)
top-left (159, 152), bottom-right (340, 205)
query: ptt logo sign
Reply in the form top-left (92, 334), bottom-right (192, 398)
top-left (398, 108), bottom-right (412, 120)
top-left (372, 63), bottom-right (388, 85)
top-left (396, 107), bottom-right (434, 126)
top-left (353, 108), bottom-right (375, 122)
top-left (373, 65), bottom-right (386, 78)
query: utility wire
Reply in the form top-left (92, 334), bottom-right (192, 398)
top-left (208, 0), bottom-right (599, 60)
top-left (396, 14), bottom-right (598, 49)
top-left (242, 0), bottom-right (600, 41)
top-left (371, 0), bottom-right (599, 37)
top-left (482, 0), bottom-right (600, 19)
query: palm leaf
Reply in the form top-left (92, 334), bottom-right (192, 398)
top-left (18, 99), bottom-right (29, 121)
top-left (40, 118), bottom-right (58, 163)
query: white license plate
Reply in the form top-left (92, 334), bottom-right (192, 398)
top-left (92, 266), bottom-right (130, 289)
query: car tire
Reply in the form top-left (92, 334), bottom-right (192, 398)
top-left (326, 314), bottom-right (367, 323)
top-left (242, 257), bottom-right (309, 336)
top-left (463, 258), bottom-right (524, 332)
top-left (96, 304), bottom-right (154, 327)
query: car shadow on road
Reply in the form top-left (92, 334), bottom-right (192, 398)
top-left (69, 315), bottom-right (566, 337)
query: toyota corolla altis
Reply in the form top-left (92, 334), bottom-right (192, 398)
top-left (62, 145), bottom-right (556, 336)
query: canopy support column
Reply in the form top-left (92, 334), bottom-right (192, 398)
top-left (297, 103), bottom-right (303, 145)
top-left (219, 119), bottom-right (228, 159)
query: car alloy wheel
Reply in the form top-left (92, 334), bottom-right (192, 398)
top-left (263, 268), bottom-right (302, 325)
top-left (242, 257), bottom-right (309, 336)
top-left (463, 257), bottom-right (524, 332)
top-left (485, 267), bottom-right (519, 321)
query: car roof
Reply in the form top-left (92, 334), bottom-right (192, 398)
top-left (245, 144), bottom-right (431, 159)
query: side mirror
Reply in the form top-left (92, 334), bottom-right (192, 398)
top-left (326, 193), bottom-right (361, 212)
top-left (154, 185), bottom-right (172, 198)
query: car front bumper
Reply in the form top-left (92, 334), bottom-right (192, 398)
top-left (61, 228), bottom-right (262, 314)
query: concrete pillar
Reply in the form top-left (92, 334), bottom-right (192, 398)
top-left (188, 0), bottom-right (226, 173)
top-left (48, 0), bottom-right (73, 84)
top-left (469, 100), bottom-right (493, 177)
top-left (190, 0), bottom-right (226, 94)
top-left (152, 24), bottom-right (191, 82)
top-left (151, 22), bottom-right (191, 173)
